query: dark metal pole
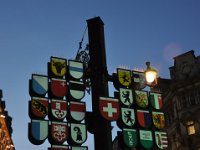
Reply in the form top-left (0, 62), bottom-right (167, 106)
top-left (87, 17), bottom-right (112, 150)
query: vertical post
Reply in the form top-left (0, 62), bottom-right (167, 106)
top-left (87, 17), bottom-right (112, 150)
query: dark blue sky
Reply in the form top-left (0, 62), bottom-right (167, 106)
top-left (0, 0), bottom-right (200, 149)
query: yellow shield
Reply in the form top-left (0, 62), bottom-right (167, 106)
top-left (117, 68), bottom-right (132, 87)
top-left (51, 57), bottom-right (67, 77)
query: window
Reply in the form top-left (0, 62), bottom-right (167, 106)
top-left (186, 121), bottom-right (195, 135)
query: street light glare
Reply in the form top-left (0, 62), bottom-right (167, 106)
top-left (146, 71), bottom-right (156, 83)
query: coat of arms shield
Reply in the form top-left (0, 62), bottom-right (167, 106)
top-left (68, 60), bottom-right (84, 79)
top-left (50, 99), bottom-right (67, 120)
top-left (99, 97), bottom-right (120, 121)
top-left (123, 128), bottom-right (137, 148)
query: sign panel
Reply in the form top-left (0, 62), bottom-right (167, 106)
top-left (31, 97), bottom-right (48, 118)
top-left (99, 97), bottom-right (120, 121)
top-left (119, 88), bottom-right (133, 106)
top-left (71, 146), bottom-right (88, 150)
top-left (68, 60), bottom-right (84, 79)
top-left (121, 108), bottom-right (135, 127)
top-left (50, 145), bottom-right (69, 150)
top-left (135, 90), bottom-right (148, 108)
top-left (70, 123), bottom-right (87, 145)
top-left (69, 101), bottom-right (86, 122)
top-left (137, 109), bottom-right (151, 128)
top-left (51, 99), bottom-right (67, 120)
top-left (69, 80), bottom-right (85, 100)
top-left (155, 131), bottom-right (168, 149)
top-left (30, 119), bottom-right (48, 142)
top-left (132, 71), bottom-right (146, 89)
top-left (50, 78), bottom-right (68, 98)
top-left (31, 74), bottom-right (48, 96)
top-left (139, 130), bottom-right (153, 149)
top-left (117, 68), bottom-right (132, 87)
top-left (51, 57), bottom-right (67, 77)
top-left (50, 122), bottom-right (68, 143)
top-left (152, 111), bottom-right (165, 129)
top-left (150, 92), bottom-right (163, 110)
top-left (123, 128), bottom-right (137, 148)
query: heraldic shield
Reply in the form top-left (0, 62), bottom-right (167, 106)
top-left (139, 130), bottom-right (153, 149)
top-left (50, 99), bottom-right (67, 120)
top-left (50, 57), bottom-right (67, 77)
top-left (49, 122), bottom-right (68, 144)
top-left (28, 119), bottom-right (48, 145)
top-left (132, 71), bottom-right (146, 90)
top-left (152, 111), bottom-right (165, 129)
top-left (121, 108), bottom-right (135, 127)
top-left (69, 123), bottom-right (87, 145)
top-left (119, 88), bottom-right (134, 106)
top-left (31, 74), bottom-right (48, 97)
top-left (137, 109), bottom-right (151, 128)
top-left (50, 78), bottom-right (68, 98)
top-left (30, 97), bottom-right (48, 119)
top-left (155, 131), bottom-right (168, 149)
top-left (49, 145), bottom-right (69, 150)
top-left (150, 92), bottom-right (163, 110)
top-left (99, 97), bottom-right (120, 121)
top-left (69, 101), bottom-right (86, 122)
top-left (135, 90), bottom-right (148, 108)
top-left (123, 128), bottom-right (137, 148)
top-left (117, 68), bottom-right (132, 87)
top-left (68, 60), bottom-right (84, 79)
top-left (68, 80), bottom-right (85, 100)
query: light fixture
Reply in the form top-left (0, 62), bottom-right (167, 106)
top-left (145, 61), bottom-right (158, 86)
top-left (186, 121), bottom-right (195, 136)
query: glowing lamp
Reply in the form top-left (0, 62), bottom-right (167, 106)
top-left (145, 62), bottom-right (158, 86)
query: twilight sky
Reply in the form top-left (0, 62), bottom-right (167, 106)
top-left (0, 0), bottom-right (200, 149)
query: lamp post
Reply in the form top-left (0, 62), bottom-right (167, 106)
top-left (145, 61), bottom-right (158, 87)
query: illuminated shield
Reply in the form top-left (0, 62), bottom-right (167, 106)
top-left (137, 109), bottom-right (151, 128)
top-left (117, 68), bottom-right (132, 87)
top-left (155, 131), bottom-right (168, 149)
top-left (123, 128), bottom-right (137, 148)
top-left (50, 78), bottom-right (68, 98)
top-left (71, 146), bottom-right (88, 150)
top-left (69, 80), bottom-right (85, 100)
top-left (50, 145), bottom-right (69, 150)
top-left (69, 101), bottom-right (86, 122)
top-left (70, 123), bottom-right (87, 145)
top-left (119, 88), bottom-right (133, 106)
top-left (50, 122), bottom-right (68, 144)
top-left (132, 71), bottom-right (146, 90)
top-left (51, 57), bottom-right (67, 77)
top-left (99, 97), bottom-right (120, 121)
top-left (121, 108), bottom-right (135, 127)
top-left (29, 119), bottom-right (48, 144)
top-left (152, 111), bottom-right (165, 129)
top-left (31, 97), bottom-right (48, 118)
top-left (68, 60), bottom-right (84, 79)
top-left (135, 90), bottom-right (148, 108)
top-left (31, 74), bottom-right (48, 96)
top-left (150, 92), bottom-right (163, 110)
top-left (51, 99), bottom-right (67, 120)
top-left (139, 130), bottom-right (153, 149)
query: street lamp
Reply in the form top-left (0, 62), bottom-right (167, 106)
top-left (145, 61), bottom-right (158, 87)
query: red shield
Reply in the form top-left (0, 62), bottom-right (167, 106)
top-left (69, 101), bottom-right (86, 122)
top-left (50, 122), bottom-right (68, 144)
top-left (50, 78), bottom-right (68, 98)
top-left (51, 99), bottom-right (67, 120)
top-left (99, 97), bottom-right (120, 121)
top-left (31, 97), bottom-right (48, 118)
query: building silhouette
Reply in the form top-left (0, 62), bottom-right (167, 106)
top-left (0, 89), bottom-right (15, 150)
top-left (154, 50), bottom-right (200, 150)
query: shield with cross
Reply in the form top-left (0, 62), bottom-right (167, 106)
top-left (99, 97), bottom-right (120, 121)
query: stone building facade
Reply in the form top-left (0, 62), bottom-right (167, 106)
top-left (154, 50), bottom-right (200, 150)
top-left (0, 90), bottom-right (15, 150)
